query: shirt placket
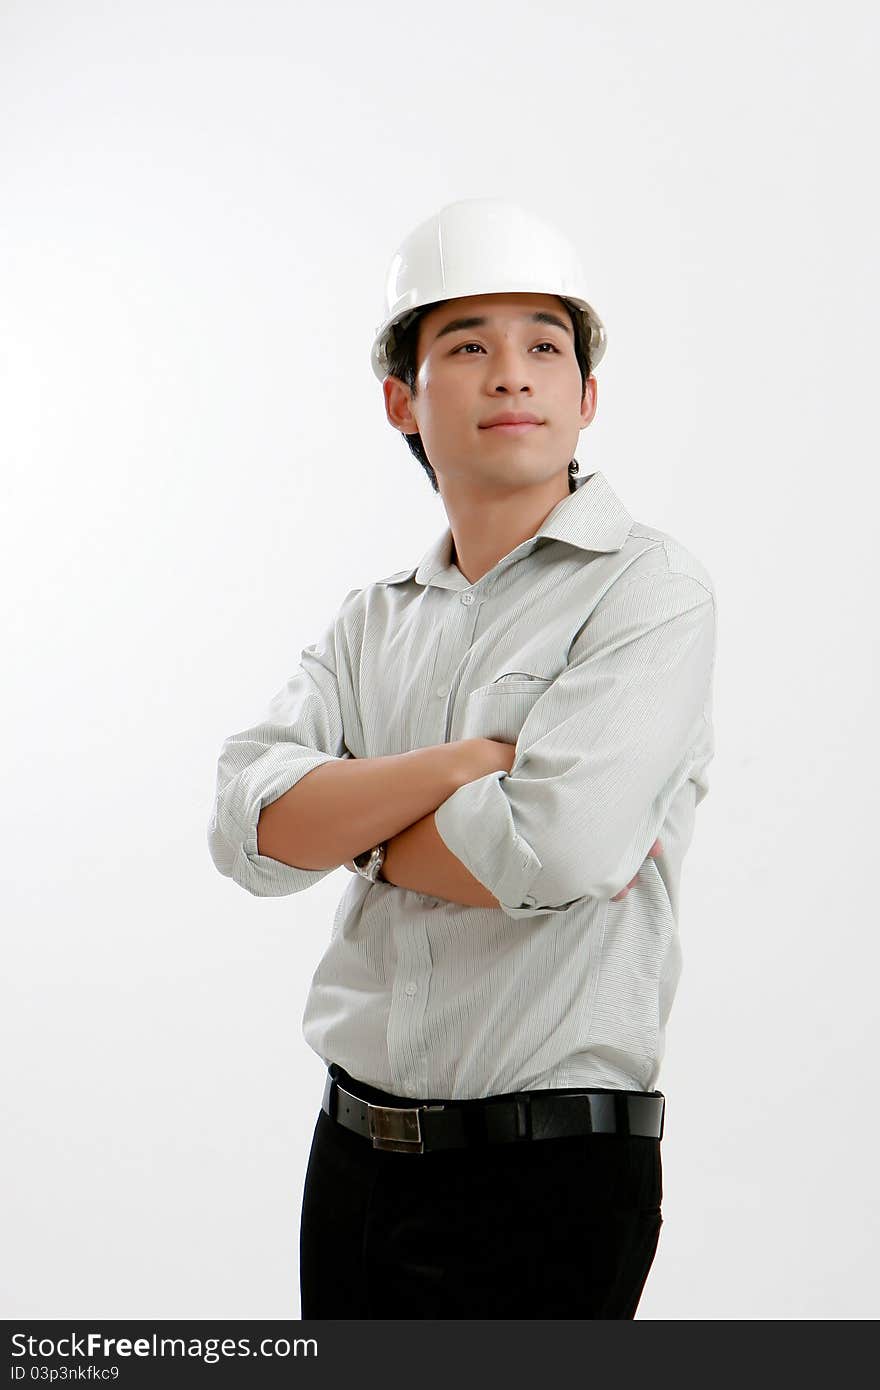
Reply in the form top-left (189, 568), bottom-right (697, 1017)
top-left (386, 918), bottom-right (434, 1094)
top-left (387, 581), bottom-right (487, 1092)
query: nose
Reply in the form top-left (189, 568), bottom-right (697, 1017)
top-left (486, 342), bottom-right (537, 395)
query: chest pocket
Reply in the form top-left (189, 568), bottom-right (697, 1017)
top-left (459, 673), bottom-right (553, 744)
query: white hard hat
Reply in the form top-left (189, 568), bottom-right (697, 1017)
top-left (370, 196), bottom-right (607, 383)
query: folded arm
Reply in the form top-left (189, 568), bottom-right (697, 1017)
top-left (379, 806), bottom-right (502, 907)
top-left (431, 568), bottom-right (716, 918)
top-left (207, 589), bottom-right (487, 898)
top-left (372, 821), bottom-right (660, 905)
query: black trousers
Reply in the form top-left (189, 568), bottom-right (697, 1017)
top-left (299, 1071), bottom-right (664, 1319)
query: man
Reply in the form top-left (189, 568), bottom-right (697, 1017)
top-left (207, 197), bottom-right (717, 1319)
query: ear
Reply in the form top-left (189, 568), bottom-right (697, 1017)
top-left (384, 375), bottom-right (418, 432)
top-left (579, 376), bottom-right (598, 429)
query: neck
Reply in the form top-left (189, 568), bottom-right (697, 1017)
top-left (444, 473), bottom-right (572, 584)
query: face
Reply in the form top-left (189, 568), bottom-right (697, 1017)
top-left (384, 291), bottom-right (597, 494)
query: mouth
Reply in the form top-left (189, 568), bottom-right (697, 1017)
top-left (480, 422), bottom-right (543, 435)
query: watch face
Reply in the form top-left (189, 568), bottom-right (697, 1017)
top-left (354, 844), bottom-right (385, 881)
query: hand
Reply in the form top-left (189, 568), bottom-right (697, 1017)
top-left (457, 737), bottom-right (518, 779)
top-left (611, 838), bottom-right (662, 901)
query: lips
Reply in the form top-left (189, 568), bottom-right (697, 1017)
top-left (481, 421), bottom-right (542, 435)
top-left (480, 413), bottom-right (542, 427)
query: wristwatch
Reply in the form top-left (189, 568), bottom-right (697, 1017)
top-left (353, 842), bottom-right (387, 883)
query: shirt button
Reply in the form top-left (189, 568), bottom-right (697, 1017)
top-left (436, 685), bottom-right (448, 698)
top-left (461, 593), bottom-right (475, 606)
top-left (405, 982), bottom-right (417, 995)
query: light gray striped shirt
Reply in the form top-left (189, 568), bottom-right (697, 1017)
top-left (207, 470), bottom-right (717, 1098)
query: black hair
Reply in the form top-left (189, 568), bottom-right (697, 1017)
top-left (384, 296), bottom-right (593, 494)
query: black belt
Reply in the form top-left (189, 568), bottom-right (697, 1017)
top-left (321, 1065), bottom-right (665, 1154)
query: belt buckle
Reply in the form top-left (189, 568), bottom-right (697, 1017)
top-left (368, 1102), bottom-right (425, 1153)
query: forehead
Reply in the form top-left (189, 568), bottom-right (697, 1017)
top-left (421, 291), bottom-right (571, 341)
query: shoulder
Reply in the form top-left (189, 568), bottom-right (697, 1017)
top-left (617, 522), bottom-right (715, 601)
top-left (330, 567), bottom-right (417, 640)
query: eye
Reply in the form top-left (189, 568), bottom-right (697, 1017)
top-left (452, 341), bottom-right (560, 355)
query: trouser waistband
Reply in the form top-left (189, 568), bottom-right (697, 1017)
top-left (322, 1064), bottom-right (665, 1154)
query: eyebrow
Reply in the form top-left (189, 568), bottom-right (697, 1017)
top-left (432, 310), bottom-right (573, 343)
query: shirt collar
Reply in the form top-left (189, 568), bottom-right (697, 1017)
top-left (376, 470), bottom-right (634, 589)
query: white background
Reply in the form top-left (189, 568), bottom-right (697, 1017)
top-left (2, 0), bottom-right (877, 1320)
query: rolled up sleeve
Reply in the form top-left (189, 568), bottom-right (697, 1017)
top-left (433, 569), bottom-right (716, 918)
top-left (207, 600), bottom-right (356, 898)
